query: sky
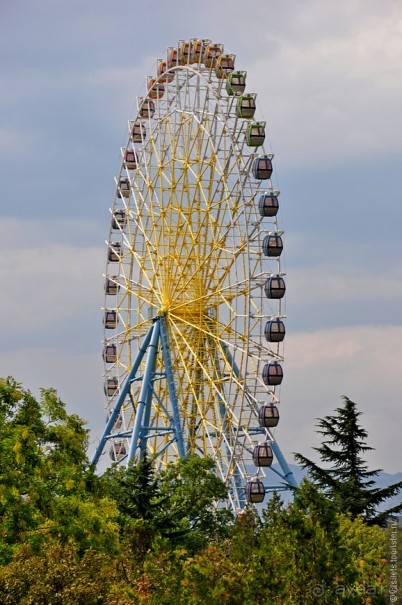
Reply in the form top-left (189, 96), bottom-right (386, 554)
top-left (1, 0), bottom-right (401, 474)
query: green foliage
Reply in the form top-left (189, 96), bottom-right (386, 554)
top-left (0, 541), bottom-right (124, 605)
top-left (244, 482), bottom-right (357, 604)
top-left (294, 396), bottom-right (402, 525)
top-left (0, 377), bottom-right (119, 563)
top-left (157, 455), bottom-right (234, 549)
top-left (0, 378), bottom-right (393, 603)
top-left (103, 453), bottom-right (234, 556)
top-left (339, 514), bottom-right (387, 603)
top-left (180, 482), bottom-right (388, 604)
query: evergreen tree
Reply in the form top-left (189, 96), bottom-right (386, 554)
top-left (294, 396), bottom-right (402, 525)
top-left (103, 453), bottom-right (234, 556)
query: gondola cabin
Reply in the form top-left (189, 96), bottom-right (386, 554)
top-left (192, 39), bottom-right (211, 63)
top-left (215, 54), bottom-right (235, 78)
top-left (105, 277), bottom-right (120, 295)
top-left (167, 47), bottom-right (181, 68)
top-left (106, 411), bottom-right (123, 430)
top-left (131, 121), bottom-right (146, 143)
top-left (148, 78), bottom-right (165, 100)
top-left (258, 405), bottom-right (280, 428)
top-left (103, 344), bottom-right (117, 364)
top-left (265, 276), bottom-right (286, 299)
top-left (246, 122), bottom-right (266, 147)
top-left (104, 310), bottom-right (118, 329)
top-left (108, 242), bottom-right (122, 262)
top-left (139, 98), bottom-right (155, 119)
top-left (104, 377), bottom-right (119, 396)
top-left (114, 414), bottom-right (123, 429)
top-left (124, 149), bottom-right (137, 170)
top-left (246, 479), bottom-right (265, 503)
top-left (252, 156), bottom-right (273, 180)
top-left (204, 43), bottom-right (223, 68)
top-left (264, 319), bottom-right (286, 342)
top-left (157, 60), bottom-right (174, 83)
top-left (236, 94), bottom-right (256, 118)
top-left (258, 193), bottom-right (279, 217)
top-left (180, 40), bottom-right (194, 64)
top-left (109, 441), bottom-right (126, 461)
top-left (117, 177), bottom-right (130, 198)
top-left (226, 71), bottom-right (246, 96)
top-left (253, 443), bottom-right (273, 467)
top-left (112, 209), bottom-right (127, 230)
top-left (262, 234), bottom-right (283, 257)
top-left (262, 362), bottom-right (283, 386)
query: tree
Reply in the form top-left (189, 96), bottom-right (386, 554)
top-left (0, 377), bottom-right (119, 563)
top-left (157, 454), bottom-right (234, 550)
top-left (294, 396), bottom-right (402, 525)
top-left (103, 454), bottom-right (234, 556)
top-left (246, 482), bottom-right (360, 604)
top-left (0, 541), bottom-right (126, 605)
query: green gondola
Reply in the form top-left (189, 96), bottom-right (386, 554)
top-left (226, 71), bottom-right (246, 96)
top-left (245, 121), bottom-right (266, 147)
top-left (236, 93), bottom-right (256, 118)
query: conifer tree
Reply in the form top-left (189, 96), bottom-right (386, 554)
top-left (294, 396), bottom-right (402, 525)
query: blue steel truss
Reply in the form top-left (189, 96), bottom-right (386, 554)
top-left (92, 315), bottom-right (297, 506)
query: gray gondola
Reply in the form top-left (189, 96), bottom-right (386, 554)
top-left (245, 478), bottom-right (265, 503)
top-left (109, 441), bottom-right (126, 461)
top-left (252, 156), bottom-right (273, 180)
top-left (264, 276), bottom-right (286, 299)
top-left (124, 149), bottom-right (137, 170)
top-left (103, 344), bottom-right (117, 364)
top-left (104, 376), bottom-right (119, 396)
top-left (253, 443), bottom-right (274, 467)
top-left (103, 310), bottom-right (118, 329)
top-left (264, 319), bottom-right (286, 343)
top-left (258, 194), bottom-right (279, 217)
top-left (105, 277), bottom-right (120, 295)
top-left (139, 98), bottom-right (155, 119)
top-left (112, 210), bottom-right (127, 230)
top-left (131, 121), bottom-right (146, 143)
top-left (262, 234), bottom-right (283, 257)
top-left (262, 362), bottom-right (283, 386)
top-left (106, 410), bottom-right (123, 429)
top-left (117, 178), bottom-right (130, 198)
top-left (108, 242), bottom-right (122, 262)
top-left (258, 405), bottom-right (280, 428)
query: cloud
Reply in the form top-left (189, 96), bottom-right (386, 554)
top-left (0, 347), bottom-right (105, 437)
top-left (288, 265), bottom-right (402, 306)
top-left (277, 324), bottom-right (402, 473)
top-left (0, 222), bottom-right (105, 333)
top-left (241, 2), bottom-right (402, 166)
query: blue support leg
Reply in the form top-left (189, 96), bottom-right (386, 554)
top-left (91, 323), bottom-right (155, 466)
top-left (159, 315), bottom-right (185, 458)
top-left (139, 368), bottom-right (154, 458)
top-left (270, 440), bottom-right (298, 488)
top-left (127, 320), bottom-right (160, 463)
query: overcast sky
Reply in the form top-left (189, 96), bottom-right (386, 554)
top-left (1, 0), bottom-right (401, 473)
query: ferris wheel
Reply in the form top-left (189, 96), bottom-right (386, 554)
top-left (92, 39), bottom-right (297, 510)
